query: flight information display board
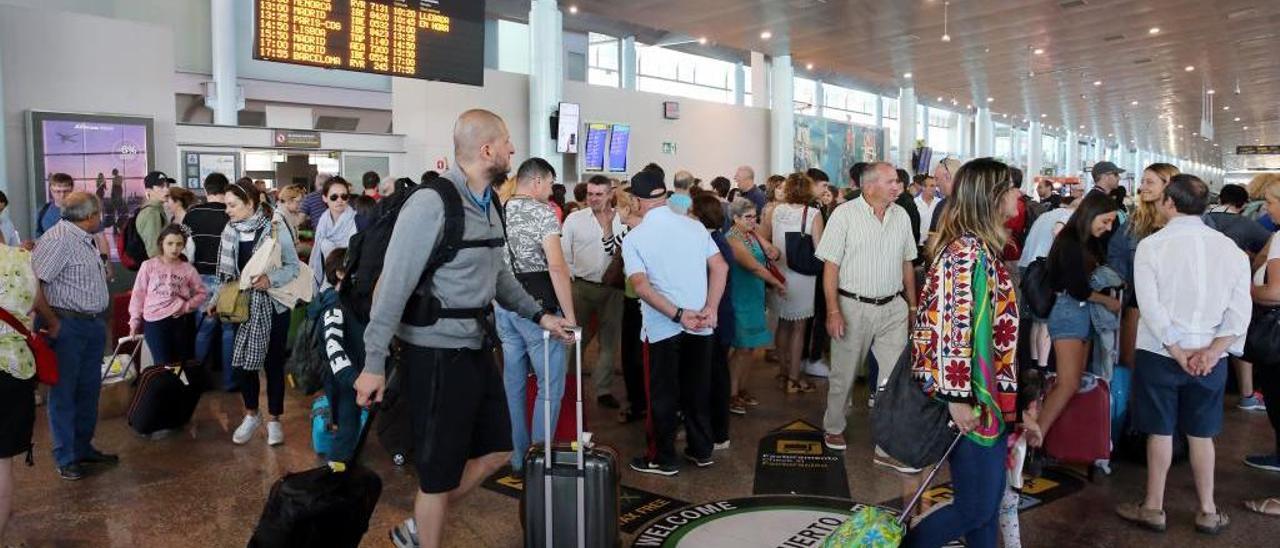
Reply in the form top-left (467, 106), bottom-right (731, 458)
top-left (254, 0), bottom-right (485, 85)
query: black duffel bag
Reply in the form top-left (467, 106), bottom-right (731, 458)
top-left (871, 345), bottom-right (956, 470)
top-left (1020, 257), bottom-right (1056, 319)
top-left (1244, 306), bottom-right (1280, 366)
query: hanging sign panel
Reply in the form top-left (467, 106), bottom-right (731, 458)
top-left (253, 0), bottom-right (485, 85)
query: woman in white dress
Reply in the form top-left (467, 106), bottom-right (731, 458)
top-left (761, 173), bottom-right (824, 393)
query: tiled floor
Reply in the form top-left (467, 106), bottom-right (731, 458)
top-left (7, 354), bottom-right (1280, 547)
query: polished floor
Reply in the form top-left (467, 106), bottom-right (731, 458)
top-left (7, 351), bottom-right (1280, 547)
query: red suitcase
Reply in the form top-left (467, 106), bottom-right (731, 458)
top-left (110, 291), bottom-right (134, 352)
top-left (1044, 374), bottom-right (1111, 464)
top-left (525, 370), bottom-right (583, 445)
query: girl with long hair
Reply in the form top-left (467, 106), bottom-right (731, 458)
top-left (1038, 192), bottom-right (1121, 439)
top-left (906, 158), bottom-right (1023, 547)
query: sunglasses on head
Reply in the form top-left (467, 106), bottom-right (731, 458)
top-left (328, 193), bottom-right (349, 201)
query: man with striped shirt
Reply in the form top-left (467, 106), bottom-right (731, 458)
top-left (814, 162), bottom-right (919, 451)
top-left (30, 192), bottom-right (116, 480)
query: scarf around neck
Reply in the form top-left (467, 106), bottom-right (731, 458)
top-left (217, 210), bottom-right (276, 371)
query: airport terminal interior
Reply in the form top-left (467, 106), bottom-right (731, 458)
top-left (1, 0), bottom-right (1279, 547)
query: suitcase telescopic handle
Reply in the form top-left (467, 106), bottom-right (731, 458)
top-left (102, 334), bottom-right (145, 382)
top-left (898, 432), bottom-right (963, 527)
top-left (541, 327), bottom-right (586, 548)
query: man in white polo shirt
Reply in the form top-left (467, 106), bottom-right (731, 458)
top-left (561, 175), bottom-right (627, 409)
top-left (815, 162), bottom-right (918, 451)
top-left (622, 170), bottom-right (729, 476)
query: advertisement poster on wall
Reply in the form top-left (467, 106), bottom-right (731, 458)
top-left (793, 115), bottom-right (884, 187)
top-left (27, 111), bottom-right (154, 253)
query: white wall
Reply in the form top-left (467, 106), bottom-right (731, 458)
top-left (393, 72), bottom-right (770, 184)
top-left (1, 4), bottom-right (178, 235)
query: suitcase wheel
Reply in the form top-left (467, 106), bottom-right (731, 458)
top-left (392, 454), bottom-right (406, 466)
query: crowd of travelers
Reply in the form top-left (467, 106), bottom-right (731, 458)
top-left (2, 108), bottom-right (1279, 548)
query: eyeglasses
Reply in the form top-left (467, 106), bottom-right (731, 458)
top-left (328, 194), bottom-right (349, 201)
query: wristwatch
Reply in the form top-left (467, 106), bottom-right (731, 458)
top-left (672, 308), bottom-right (684, 323)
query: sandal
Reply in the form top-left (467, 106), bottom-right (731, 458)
top-left (1245, 497), bottom-right (1280, 517)
top-left (786, 378), bottom-right (816, 394)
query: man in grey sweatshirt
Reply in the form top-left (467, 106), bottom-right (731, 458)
top-left (357, 109), bottom-right (575, 548)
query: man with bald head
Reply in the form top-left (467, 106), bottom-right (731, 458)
top-left (733, 165), bottom-right (766, 217)
top-left (814, 162), bottom-right (918, 452)
top-left (357, 109), bottom-right (574, 548)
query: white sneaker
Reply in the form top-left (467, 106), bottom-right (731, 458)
top-left (804, 359), bottom-right (831, 378)
top-left (233, 414), bottom-right (262, 445)
top-left (267, 421), bottom-right (284, 446)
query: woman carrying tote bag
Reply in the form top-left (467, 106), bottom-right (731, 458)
top-left (216, 181), bottom-right (300, 447)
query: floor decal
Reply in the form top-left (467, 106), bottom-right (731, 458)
top-left (482, 465), bottom-right (691, 534)
top-left (875, 466), bottom-right (1087, 513)
top-left (752, 419), bottom-right (850, 499)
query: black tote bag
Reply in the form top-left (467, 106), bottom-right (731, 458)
top-left (784, 205), bottom-right (824, 276)
top-left (870, 346), bottom-right (956, 469)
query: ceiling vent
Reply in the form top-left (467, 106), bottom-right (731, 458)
top-left (1059, 0), bottom-right (1088, 9)
top-left (1103, 34), bottom-right (1125, 42)
top-left (1132, 58), bottom-right (1152, 64)
top-left (315, 115), bottom-right (360, 131)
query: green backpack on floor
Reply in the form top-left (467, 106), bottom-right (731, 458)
top-left (821, 506), bottom-right (903, 548)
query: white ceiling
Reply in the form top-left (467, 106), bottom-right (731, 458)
top-left (497, 0), bottom-right (1280, 165)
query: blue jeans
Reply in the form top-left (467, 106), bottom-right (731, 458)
top-left (904, 434), bottom-right (1008, 548)
top-left (495, 305), bottom-right (566, 471)
top-left (193, 275), bottom-right (235, 388)
top-left (46, 315), bottom-right (107, 467)
top-left (142, 314), bottom-right (194, 365)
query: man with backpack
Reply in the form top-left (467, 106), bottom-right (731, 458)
top-left (184, 173), bottom-right (234, 389)
top-left (133, 172), bottom-right (170, 260)
top-left (356, 109), bottom-right (575, 548)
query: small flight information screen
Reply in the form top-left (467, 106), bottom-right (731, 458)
top-left (254, 0), bottom-right (485, 85)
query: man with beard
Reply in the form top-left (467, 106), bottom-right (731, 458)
top-left (357, 109), bottom-right (575, 548)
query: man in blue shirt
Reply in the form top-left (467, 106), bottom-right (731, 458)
top-left (733, 165), bottom-right (766, 217)
top-left (622, 170), bottom-right (729, 476)
top-left (35, 173), bottom-right (76, 238)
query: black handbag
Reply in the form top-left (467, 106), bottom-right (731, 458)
top-left (784, 205), bottom-right (824, 276)
top-left (870, 345), bottom-right (956, 469)
top-left (1020, 257), bottom-right (1056, 319)
top-left (1243, 306), bottom-right (1280, 366)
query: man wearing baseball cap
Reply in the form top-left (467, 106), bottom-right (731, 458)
top-left (1088, 161), bottom-right (1125, 199)
top-left (135, 171), bottom-right (170, 258)
top-left (621, 168), bottom-right (729, 476)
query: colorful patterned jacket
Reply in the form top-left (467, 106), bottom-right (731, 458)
top-left (911, 234), bottom-right (1019, 444)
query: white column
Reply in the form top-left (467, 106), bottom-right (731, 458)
top-left (620, 35), bottom-right (637, 91)
top-left (528, 0), bottom-right (564, 163)
top-left (897, 86), bottom-right (917, 169)
top-left (733, 62), bottom-right (746, 106)
top-left (957, 112), bottom-right (972, 159)
top-left (769, 55), bottom-right (795, 176)
top-left (1026, 122), bottom-right (1043, 194)
top-left (814, 80), bottom-right (825, 119)
top-left (975, 107), bottom-right (994, 157)
top-left (1064, 130), bottom-right (1079, 178)
top-left (750, 52), bottom-right (768, 108)
top-left (210, 0), bottom-right (239, 125)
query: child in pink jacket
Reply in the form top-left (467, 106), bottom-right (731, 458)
top-left (128, 224), bottom-right (207, 364)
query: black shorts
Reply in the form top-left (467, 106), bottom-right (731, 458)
top-left (0, 372), bottom-right (35, 459)
top-left (403, 344), bottom-right (512, 494)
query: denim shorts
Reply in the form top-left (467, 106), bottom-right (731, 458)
top-left (1132, 350), bottom-right (1226, 438)
top-left (1047, 293), bottom-right (1091, 341)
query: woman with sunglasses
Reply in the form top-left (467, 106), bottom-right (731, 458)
top-left (308, 176), bottom-right (358, 289)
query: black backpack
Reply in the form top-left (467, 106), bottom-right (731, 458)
top-left (285, 313), bottom-right (326, 395)
top-left (119, 205), bottom-right (155, 270)
top-left (1021, 257), bottom-right (1056, 319)
top-left (340, 178), bottom-right (505, 326)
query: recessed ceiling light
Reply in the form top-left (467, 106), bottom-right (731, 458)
top-left (1093, 80), bottom-right (1102, 86)
top-left (697, 36), bottom-right (708, 45)
top-left (937, 96), bottom-right (944, 102)
top-left (903, 72), bottom-right (913, 79)
top-left (1177, 124), bottom-right (1184, 128)
top-left (1108, 133), bottom-right (1114, 137)
top-left (568, 5), bottom-right (578, 14)
top-left (1033, 48), bottom-right (1045, 55)
top-left (760, 30), bottom-right (772, 40)
top-left (1002, 113), bottom-right (1008, 118)
top-left (1223, 106), bottom-right (1230, 111)
top-left (1131, 100), bottom-right (1140, 106)
top-left (941, 33), bottom-right (951, 43)
top-left (1185, 65), bottom-right (1195, 72)
top-left (1192, 132), bottom-right (1198, 136)
top-left (1149, 27), bottom-right (1160, 35)
top-left (1243, 126), bottom-right (1249, 130)
top-left (1234, 117), bottom-right (1241, 122)
top-left (1040, 113), bottom-right (1047, 118)
top-left (806, 62), bottom-right (814, 70)
top-left (986, 97), bottom-right (994, 102)
top-left (1080, 124), bottom-right (1086, 129)
top-left (1207, 89), bottom-right (1215, 95)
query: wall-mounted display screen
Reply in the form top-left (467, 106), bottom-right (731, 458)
top-left (253, 0), bottom-right (485, 85)
top-left (607, 124), bottom-right (630, 173)
top-left (584, 123), bottom-right (609, 172)
top-left (27, 111), bottom-right (154, 258)
top-left (557, 102), bottom-right (580, 154)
